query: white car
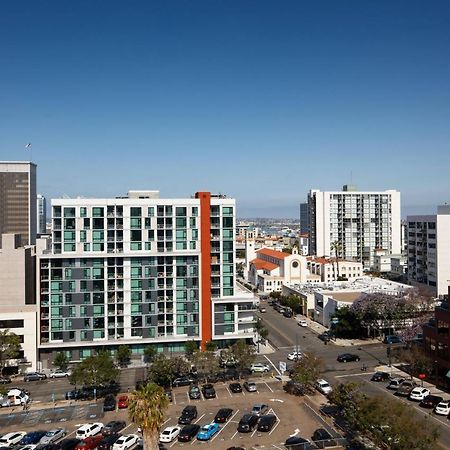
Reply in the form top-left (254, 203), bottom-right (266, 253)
top-left (0, 432), bottom-right (27, 447)
top-left (298, 320), bottom-right (308, 327)
top-left (112, 435), bottom-right (140, 450)
top-left (287, 351), bottom-right (303, 361)
top-left (49, 369), bottom-right (70, 378)
top-left (250, 363), bottom-right (270, 373)
top-left (315, 379), bottom-right (333, 395)
top-left (39, 428), bottom-right (66, 444)
top-left (20, 445), bottom-right (37, 450)
top-left (159, 426), bottom-right (181, 443)
top-left (409, 387), bottom-right (431, 401)
top-left (435, 400), bottom-right (450, 415)
top-left (75, 423), bottom-right (104, 439)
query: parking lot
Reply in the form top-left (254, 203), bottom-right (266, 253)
top-left (0, 378), bottom-right (344, 450)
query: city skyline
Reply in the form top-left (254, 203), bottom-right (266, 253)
top-left (1, 1), bottom-right (449, 217)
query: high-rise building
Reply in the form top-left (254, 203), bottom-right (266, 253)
top-left (407, 205), bottom-right (450, 297)
top-left (37, 190), bottom-right (256, 366)
top-left (0, 161), bottom-right (37, 247)
top-left (307, 185), bottom-right (401, 268)
top-left (37, 194), bottom-right (47, 235)
top-left (299, 202), bottom-right (309, 235)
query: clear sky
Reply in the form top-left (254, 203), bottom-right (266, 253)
top-left (1, 0), bottom-right (449, 217)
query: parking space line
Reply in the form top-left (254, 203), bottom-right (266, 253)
top-left (251, 427), bottom-right (258, 438)
top-left (264, 355), bottom-right (281, 376)
top-left (210, 409), bottom-right (240, 442)
top-left (265, 382), bottom-right (274, 393)
top-left (269, 408), bottom-right (281, 436)
top-left (230, 430), bottom-right (238, 440)
top-left (186, 392), bottom-right (190, 403)
top-left (226, 386), bottom-right (233, 397)
top-left (173, 393), bottom-right (177, 405)
top-left (194, 413), bottom-right (205, 424)
top-left (163, 418), bottom-right (171, 426)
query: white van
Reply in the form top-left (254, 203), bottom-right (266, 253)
top-left (4, 389), bottom-right (29, 407)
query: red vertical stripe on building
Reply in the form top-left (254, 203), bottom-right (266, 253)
top-left (196, 192), bottom-right (212, 350)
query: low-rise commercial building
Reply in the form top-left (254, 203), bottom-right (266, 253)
top-left (307, 257), bottom-right (363, 282)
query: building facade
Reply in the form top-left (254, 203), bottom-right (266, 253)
top-left (306, 257), bottom-right (363, 282)
top-left (307, 185), bottom-right (401, 268)
top-left (0, 162), bottom-right (37, 247)
top-left (37, 191), bottom-right (256, 366)
top-left (37, 194), bottom-right (47, 235)
top-left (300, 202), bottom-right (309, 235)
top-left (407, 205), bottom-right (450, 297)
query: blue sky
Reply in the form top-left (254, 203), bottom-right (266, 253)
top-left (0, 0), bottom-right (449, 217)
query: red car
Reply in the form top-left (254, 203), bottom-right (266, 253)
top-left (75, 435), bottom-right (104, 450)
top-left (117, 395), bottom-right (128, 409)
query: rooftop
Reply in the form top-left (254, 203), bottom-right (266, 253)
top-left (256, 248), bottom-right (291, 259)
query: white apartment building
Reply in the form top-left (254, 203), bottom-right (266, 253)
top-left (307, 185), bottom-right (401, 268)
top-left (37, 194), bottom-right (47, 235)
top-left (408, 205), bottom-right (450, 297)
top-left (307, 257), bottom-right (363, 282)
top-left (37, 191), bottom-right (256, 367)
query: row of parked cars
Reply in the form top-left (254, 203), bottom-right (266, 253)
top-left (65, 382), bottom-right (121, 401)
top-left (372, 371), bottom-right (450, 415)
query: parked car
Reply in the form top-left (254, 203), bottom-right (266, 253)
top-left (298, 319), bottom-right (308, 327)
top-left (23, 372), bottom-right (46, 382)
top-left (178, 405), bottom-right (197, 425)
top-left (214, 408), bottom-right (233, 423)
top-left (40, 428), bottom-right (67, 445)
top-left (434, 400), bottom-right (450, 416)
top-left (318, 332), bottom-right (331, 342)
top-left (177, 425), bottom-right (200, 443)
top-left (285, 436), bottom-right (315, 450)
top-left (117, 395), bottom-right (128, 409)
top-left (371, 371), bottom-right (390, 382)
top-left (103, 395), bottom-right (116, 412)
top-left (20, 432), bottom-right (47, 445)
top-left (18, 445), bottom-right (37, 450)
top-left (0, 433), bottom-right (27, 447)
top-left (387, 378), bottom-right (405, 390)
top-left (250, 363), bottom-right (270, 373)
top-left (159, 427), bottom-right (181, 443)
top-left (283, 308), bottom-right (293, 318)
top-left (337, 353), bottom-right (360, 362)
top-left (75, 435), bottom-right (104, 450)
top-left (395, 380), bottom-right (417, 397)
top-left (229, 382), bottom-right (242, 393)
top-left (97, 435), bottom-right (121, 450)
top-left (257, 414), bottom-right (277, 432)
top-left (243, 381), bottom-right (257, 392)
top-left (312, 428), bottom-right (337, 449)
top-left (237, 414), bottom-right (258, 432)
top-left (409, 387), bottom-right (431, 401)
top-left (0, 377), bottom-right (11, 384)
top-left (65, 389), bottom-right (83, 401)
top-left (172, 376), bottom-right (196, 387)
top-left (59, 438), bottom-right (81, 450)
top-left (420, 394), bottom-right (443, 409)
top-left (75, 423), bottom-right (104, 440)
top-left (383, 335), bottom-right (402, 345)
top-left (196, 423), bottom-right (219, 441)
top-left (49, 369), bottom-right (70, 378)
top-left (111, 435), bottom-right (139, 450)
top-left (188, 385), bottom-right (201, 400)
top-left (201, 384), bottom-right (216, 399)
top-left (287, 351), bottom-right (303, 361)
top-left (251, 404), bottom-right (269, 417)
top-left (259, 307), bottom-right (267, 313)
top-left (102, 421), bottom-right (126, 436)
top-left (315, 379), bottom-right (332, 395)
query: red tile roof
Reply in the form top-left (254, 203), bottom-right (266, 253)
top-left (256, 248), bottom-right (291, 259)
top-left (250, 258), bottom-right (279, 271)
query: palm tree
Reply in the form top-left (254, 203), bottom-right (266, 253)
top-left (128, 382), bottom-right (169, 450)
top-left (331, 241), bottom-right (343, 280)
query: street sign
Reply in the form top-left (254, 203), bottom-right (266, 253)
top-left (279, 361), bottom-right (287, 373)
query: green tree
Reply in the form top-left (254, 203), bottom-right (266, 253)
top-left (230, 340), bottom-right (256, 375)
top-left (184, 340), bottom-right (198, 359)
top-left (143, 346), bottom-right (157, 364)
top-left (128, 382), bottom-right (169, 450)
top-left (0, 330), bottom-right (22, 375)
top-left (147, 354), bottom-right (190, 388)
top-left (53, 352), bottom-right (69, 371)
top-left (69, 351), bottom-right (119, 387)
top-left (116, 345), bottom-right (132, 367)
top-left (331, 307), bottom-right (365, 339)
top-left (290, 352), bottom-right (323, 393)
top-left (331, 240), bottom-right (342, 280)
top-left (205, 341), bottom-right (217, 352)
top-left (328, 382), bottom-right (365, 428)
top-left (191, 351), bottom-right (219, 382)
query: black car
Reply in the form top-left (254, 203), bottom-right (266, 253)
top-left (312, 428), bottom-right (337, 448)
top-left (371, 371), bottom-right (390, 382)
top-left (202, 383), bottom-right (216, 399)
top-left (103, 421), bottom-right (126, 436)
top-left (178, 405), bottom-right (198, 425)
top-left (229, 382), bottom-right (242, 393)
top-left (214, 408), bottom-right (233, 423)
top-left (103, 394), bottom-right (116, 412)
top-left (59, 439), bottom-right (81, 450)
top-left (39, 444), bottom-right (61, 450)
top-left (285, 436), bottom-right (315, 450)
top-left (237, 414), bottom-right (258, 433)
top-left (19, 431), bottom-right (47, 445)
top-left (318, 332), bottom-right (331, 342)
top-left (337, 353), bottom-right (360, 362)
top-left (188, 384), bottom-right (201, 400)
top-left (420, 394), bottom-right (443, 409)
top-left (173, 376), bottom-right (196, 387)
top-left (177, 424), bottom-right (200, 442)
top-left (98, 434), bottom-right (121, 450)
top-left (65, 389), bottom-right (82, 400)
top-left (257, 414), bottom-right (277, 432)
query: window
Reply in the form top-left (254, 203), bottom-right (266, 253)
top-left (176, 207), bottom-right (186, 216)
top-left (93, 230), bottom-right (104, 241)
top-left (64, 207), bottom-right (75, 218)
top-left (64, 243), bottom-right (75, 252)
top-left (222, 217), bottom-right (233, 228)
top-left (222, 207), bottom-right (233, 216)
top-left (93, 207), bottom-right (104, 217)
top-left (130, 207), bottom-right (142, 217)
top-left (80, 207), bottom-right (87, 217)
top-left (131, 218), bottom-right (141, 229)
top-left (148, 207), bottom-right (154, 217)
top-left (0, 320), bottom-right (24, 328)
top-left (176, 218), bottom-right (186, 228)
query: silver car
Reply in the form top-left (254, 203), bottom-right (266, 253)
top-left (40, 428), bottom-right (66, 444)
top-left (251, 404), bottom-right (269, 416)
